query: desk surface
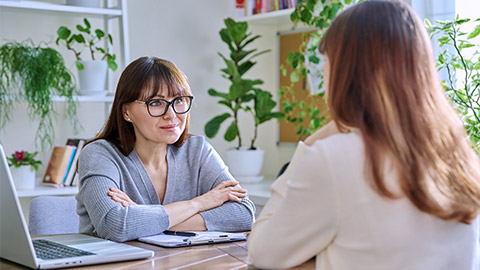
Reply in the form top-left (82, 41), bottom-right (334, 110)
top-left (0, 240), bottom-right (314, 269)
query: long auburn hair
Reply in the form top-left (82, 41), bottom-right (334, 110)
top-left (319, 0), bottom-right (480, 223)
top-left (91, 57), bottom-right (192, 156)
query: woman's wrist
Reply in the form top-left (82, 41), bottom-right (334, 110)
top-left (190, 196), bottom-right (204, 213)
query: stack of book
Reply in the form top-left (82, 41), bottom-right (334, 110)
top-left (242, 0), bottom-right (298, 16)
top-left (42, 139), bottom-right (87, 187)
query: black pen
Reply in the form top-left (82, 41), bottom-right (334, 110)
top-left (163, 230), bottom-right (197, 237)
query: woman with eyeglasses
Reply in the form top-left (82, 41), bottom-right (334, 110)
top-left (248, 1), bottom-right (480, 269)
top-left (76, 57), bottom-right (255, 242)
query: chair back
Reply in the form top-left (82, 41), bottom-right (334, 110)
top-left (28, 196), bottom-right (79, 235)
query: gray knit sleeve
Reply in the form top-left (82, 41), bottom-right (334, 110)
top-left (195, 139), bottom-right (256, 231)
top-left (76, 142), bottom-right (169, 242)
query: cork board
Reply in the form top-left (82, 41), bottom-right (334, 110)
top-left (278, 31), bottom-right (330, 143)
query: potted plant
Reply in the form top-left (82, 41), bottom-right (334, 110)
top-left (205, 18), bottom-right (283, 182)
top-left (56, 17), bottom-right (118, 96)
top-left (7, 150), bottom-right (42, 189)
top-left (0, 40), bottom-right (78, 151)
top-left (426, 16), bottom-right (480, 149)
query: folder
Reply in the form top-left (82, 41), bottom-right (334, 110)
top-left (138, 231), bottom-right (247, 248)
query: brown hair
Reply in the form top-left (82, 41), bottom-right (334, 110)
top-left (91, 57), bottom-right (192, 155)
top-left (319, 0), bottom-right (480, 223)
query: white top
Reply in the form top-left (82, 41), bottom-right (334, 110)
top-left (247, 131), bottom-right (479, 270)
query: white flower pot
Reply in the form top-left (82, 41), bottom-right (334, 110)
top-left (226, 148), bottom-right (264, 183)
top-left (10, 166), bottom-right (36, 189)
top-left (77, 60), bottom-right (108, 96)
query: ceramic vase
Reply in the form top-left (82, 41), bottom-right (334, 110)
top-left (10, 165), bottom-right (36, 189)
top-left (226, 148), bottom-right (264, 183)
top-left (77, 60), bottom-right (108, 96)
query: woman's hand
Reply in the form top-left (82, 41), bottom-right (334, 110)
top-left (108, 187), bottom-right (137, 207)
top-left (304, 120), bottom-right (341, 146)
top-left (192, 180), bottom-right (247, 212)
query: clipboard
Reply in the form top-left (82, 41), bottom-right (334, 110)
top-left (138, 231), bottom-right (247, 248)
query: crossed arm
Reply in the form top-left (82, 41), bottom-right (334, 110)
top-left (107, 180), bottom-right (247, 231)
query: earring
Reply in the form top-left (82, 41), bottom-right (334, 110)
top-left (127, 118), bottom-right (131, 121)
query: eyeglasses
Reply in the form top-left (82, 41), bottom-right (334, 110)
top-left (134, 96), bottom-right (194, 117)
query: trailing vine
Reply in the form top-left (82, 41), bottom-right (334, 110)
top-left (0, 41), bottom-right (79, 150)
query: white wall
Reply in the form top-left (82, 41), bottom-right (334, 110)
top-left (0, 0), bottom-right (295, 179)
top-left (3, 0), bottom-right (463, 181)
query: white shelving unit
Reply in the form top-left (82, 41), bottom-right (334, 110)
top-left (0, 0), bottom-right (129, 198)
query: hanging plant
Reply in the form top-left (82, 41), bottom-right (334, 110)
top-left (0, 40), bottom-right (79, 150)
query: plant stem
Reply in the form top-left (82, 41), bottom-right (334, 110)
top-left (450, 26), bottom-right (480, 124)
top-left (66, 42), bottom-right (81, 61)
top-left (89, 37), bottom-right (96, 60)
top-left (234, 106), bottom-right (242, 149)
top-left (251, 122), bottom-right (258, 150)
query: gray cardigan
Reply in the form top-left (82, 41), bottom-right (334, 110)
top-left (76, 136), bottom-right (255, 242)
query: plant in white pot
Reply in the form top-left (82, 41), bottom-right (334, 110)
top-left (205, 18), bottom-right (283, 182)
top-left (7, 150), bottom-right (42, 189)
top-left (56, 18), bottom-right (118, 96)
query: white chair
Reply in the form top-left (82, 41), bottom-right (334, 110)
top-left (28, 196), bottom-right (79, 235)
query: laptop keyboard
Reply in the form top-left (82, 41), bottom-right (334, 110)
top-left (33, 239), bottom-right (95, 260)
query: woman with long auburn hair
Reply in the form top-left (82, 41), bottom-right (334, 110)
top-left (76, 57), bottom-right (255, 242)
top-left (248, 1), bottom-right (480, 269)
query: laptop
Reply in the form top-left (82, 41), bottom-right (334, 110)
top-left (0, 144), bottom-right (154, 269)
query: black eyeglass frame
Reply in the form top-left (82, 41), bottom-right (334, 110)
top-left (134, 95), bottom-right (194, 117)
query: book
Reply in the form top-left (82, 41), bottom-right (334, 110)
top-left (64, 139), bottom-right (86, 186)
top-left (42, 146), bottom-right (76, 186)
top-left (61, 147), bottom-right (76, 184)
top-left (138, 231), bottom-right (247, 248)
top-left (255, 0), bottom-right (262, 14)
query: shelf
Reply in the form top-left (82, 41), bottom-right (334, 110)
top-left (16, 185), bottom-right (78, 197)
top-left (52, 95), bottom-right (114, 102)
top-left (238, 8), bottom-right (294, 25)
top-left (0, 0), bottom-right (122, 17)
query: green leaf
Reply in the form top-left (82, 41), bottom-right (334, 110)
top-left (241, 93), bottom-right (255, 103)
top-left (57, 26), bottom-right (71, 40)
top-left (107, 57), bottom-right (118, 71)
top-left (73, 34), bottom-right (86, 43)
top-left (205, 113), bottom-right (231, 138)
top-left (83, 18), bottom-right (91, 28)
top-left (290, 71), bottom-right (299, 82)
top-left (424, 18), bottom-right (432, 28)
top-left (76, 24), bottom-right (89, 34)
top-left (95, 29), bottom-right (105, 39)
top-left (76, 61), bottom-right (84, 70)
top-left (238, 60), bottom-right (255, 76)
top-left (208, 88), bottom-right (229, 99)
top-left (224, 121), bottom-right (238, 141)
top-left (239, 34), bottom-right (261, 49)
top-left (467, 25), bottom-right (480, 39)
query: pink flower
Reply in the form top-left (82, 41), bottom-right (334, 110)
top-left (15, 151), bottom-right (25, 162)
